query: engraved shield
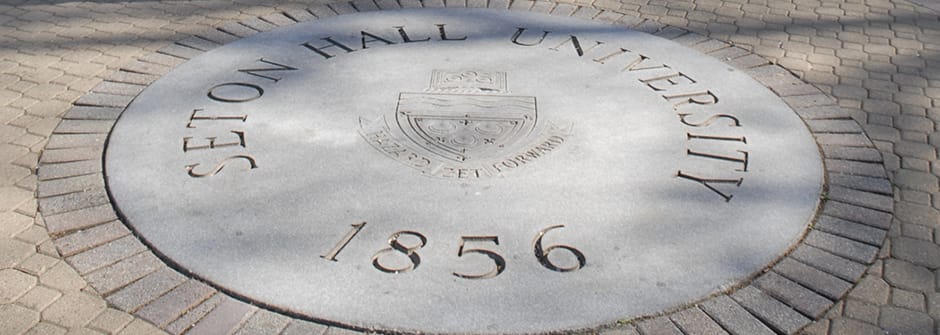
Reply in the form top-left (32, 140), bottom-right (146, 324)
top-left (396, 92), bottom-right (537, 162)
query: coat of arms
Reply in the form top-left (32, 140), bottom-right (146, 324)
top-left (397, 70), bottom-right (537, 162)
top-left (360, 70), bottom-right (569, 179)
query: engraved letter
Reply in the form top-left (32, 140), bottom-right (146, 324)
top-left (237, 58), bottom-right (298, 82)
top-left (678, 113), bottom-right (741, 127)
top-left (549, 35), bottom-right (604, 57)
top-left (208, 83), bottom-right (263, 103)
top-left (458, 168), bottom-right (483, 178)
top-left (439, 167), bottom-right (458, 178)
top-left (360, 31), bottom-right (396, 49)
top-left (511, 27), bottom-right (550, 46)
top-left (640, 72), bottom-right (696, 91)
top-left (687, 133), bottom-right (747, 144)
top-left (524, 148), bottom-right (542, 159)
top-left (676, 170), bottom-right (742, 202)
top-left (186, 155), bottom-right (258, 178)
top-left (622, 54), bottom-right (671, 73)
top-left (593, 48), bottom-right (628, 64)
top-left (663, 90), bottom-right (718, 109)
top-left (183, 130), bottom-right (246, 152)
top-left (186, 109), bottom-right (247, 128)
top-left (687, 149), bottom-right (749, 172)
top-left (436, 24), bottom-right (467, 41)
top-left (301, 37), bottom-right (356, 59)
top-left (395, 26), bottom-right (430, 43)
top-left (321, 222), bottom-right (367, 262)
top-left (405, 152), bottom-right (431, 168)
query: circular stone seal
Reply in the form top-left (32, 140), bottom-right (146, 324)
top-left (105, 8), bottom-right (824, 334)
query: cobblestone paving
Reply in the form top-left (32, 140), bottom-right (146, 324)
top-left (0, 0), bottom-right (938, 334)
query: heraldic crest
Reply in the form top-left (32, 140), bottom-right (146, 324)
top-left (398, 70), bottom-right (537, 162)
top-left (359, 69), bottom-right (569, 179)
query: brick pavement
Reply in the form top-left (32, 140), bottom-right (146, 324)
top-left (0, 0), bottom-right (938, 334)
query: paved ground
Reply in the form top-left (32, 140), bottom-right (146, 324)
top-left (0, 0), bottom-right (938, 334)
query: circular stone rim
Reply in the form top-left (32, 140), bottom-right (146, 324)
top-left (38, 3), bottom-right (892, 335)
top-left (104, 9), bottom-right (824, 333)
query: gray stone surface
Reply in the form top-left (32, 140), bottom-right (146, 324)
top-left (53, 221), bottom-right (130, 257)
top-left (40, 147), bottom-right (103, 164)
top-left (826, 186), bottom-right (892, 213)
top-left (752, 271), bottom-right (833, 318)
top-left (822, 201), bottom-right (892, 230)
top-left (184, 297), bottom-right (255, 335)
top-left (38, 188), bottom-right (111, 216)
top-left (104, 71), bottom-right (159, 86)
top-left (819, 146), bottom-right (883, 163)
top-left (43, 133), bottom-right (108, 150)
top-left (635, 316), bottom-right (682, 335)
top-left (65, 235), bottom-right (147, 275)
top-left (843, 299), bottom-right (880, 323)
top-left (135, 280), bottom-right (215, 328)
top-left (84, 252), bottom-right (163, 296)
top-left (847, 276), bottom-right (890, 305)
top-left (699, 295), bottom-right (776, 335)
top-left (668, 307), bottom-right (729, 335)
top-left (884, 259), bottom-right (935, 292)
top-left (280, 318), bottom-right (329, 335)
top-left (9, 0), bottom-right (940, 334)
top-left (830, 318), bottom-right (883, 335)
top-left (788, 244), bottom-right (866, 282)
top-left (893, 236), bottom-right (940, 269)
top-left (106, 268), bottom-right (186, 312)
top-left (64, 106), bottom-right (124, 121)
top-left (73, 93), bottom-right (134, 109)
top-left (804, 230), bottom-right (879, 264)
top-left (165, 294), bottom-right (225, 335)
top-left (43, 203), bottom-right (116, 236)
top-left (233, 309), bottom-right (292, 335)
top-left (38, 173), bottom-right (104, 198)
top-left (103, 8), bottom-right (824, 334)
top-left (774, 258), bottom-right (853, 300)
top-left (814, 215), bottom-right (887, 246)
top-left (879, 306), bottom-right (934, 335)
top-left (730, 286), bottom-right (810, 334)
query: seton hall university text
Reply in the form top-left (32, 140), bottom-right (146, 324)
top-left (182, 23), bottom-right (749, 202)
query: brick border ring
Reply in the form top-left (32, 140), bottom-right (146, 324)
top-left (37, 1), bottom-right (894, 334)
